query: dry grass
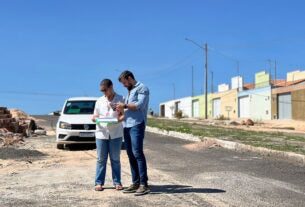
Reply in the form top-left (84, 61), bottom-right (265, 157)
top-left (148, 118), bottom-right (305, 155)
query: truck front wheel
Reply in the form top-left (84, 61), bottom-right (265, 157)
top-left (56, 144), bottom-right (64, 149)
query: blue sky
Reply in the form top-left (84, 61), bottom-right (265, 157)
top-left (1, 0), bottom-right (305, 114)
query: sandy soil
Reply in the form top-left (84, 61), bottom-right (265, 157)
top-left (0, 135), bottom-right (218, 207)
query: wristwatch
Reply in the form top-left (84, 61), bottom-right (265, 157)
top-left (124, 104), bottom-right (128, 109)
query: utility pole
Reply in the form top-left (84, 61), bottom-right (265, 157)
top-left (267, 59), bottom-right (272, 84)
top-left (205, 43), bottom-right (208, 119)
top-left (185, 38), bottom-right (208, 119)
top-left (211, 71), bottom-right (214, 93)
top-left (191, 65), bottom-right (194, 97)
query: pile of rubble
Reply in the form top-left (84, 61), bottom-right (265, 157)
top-left (226, 119), bottom-right (255, 126)
top-left (0, 128), bottom-right (24, 146)
top-left (0, 107), bottom-right (39, 147)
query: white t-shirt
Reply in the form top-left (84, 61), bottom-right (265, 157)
top-left (94, 94), bottom-right (124, 139)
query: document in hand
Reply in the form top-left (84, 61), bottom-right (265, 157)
top-left (96, 117), bottom-right (118, 124)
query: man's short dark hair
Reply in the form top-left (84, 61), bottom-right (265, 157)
top-left (118, 70), bottom-right (135, 82)
top-left (100, 79), bottom-right (113, 87)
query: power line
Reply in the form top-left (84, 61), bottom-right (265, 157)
top-left (209, 46), bottom-right (239, 63)
top-left (212, 35), bottom-right (305, 49)
top-left (141, 48), bottom-right (201, 81)
top-left (0, 90), bottom-right (77, 97)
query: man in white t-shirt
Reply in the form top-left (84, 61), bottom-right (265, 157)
top-left (92, 79), bottom-right (124, 191)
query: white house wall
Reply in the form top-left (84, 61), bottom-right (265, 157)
top-left (238, 86), bottom-right (272, 120)
top-left (160, 97), bottom-right (192, 118)
top-left (161, 100), bottom-right (176, 118)
top-left (231, 76), bottom-right (243, 91)
top-left (178, 97), bottom-right (192, 118)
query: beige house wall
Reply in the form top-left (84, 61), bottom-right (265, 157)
top-left (211, 89), bottom-right (238, 119)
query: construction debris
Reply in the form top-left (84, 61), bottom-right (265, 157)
top-left (0, 132), bottom-right (24, 146)
top-left (34, 129), bottom-right (47, 135)
top-left (226, 120), bottom-right (241, 126)
top-left (0, 107), bottom-right (43, 147)
top-left (241, 119), bottom-right (255, 126)
top-left (9, 109), bottom-right (32, 120)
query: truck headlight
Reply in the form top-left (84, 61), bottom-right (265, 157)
top-left (59, 121), bottom-right (71, 129)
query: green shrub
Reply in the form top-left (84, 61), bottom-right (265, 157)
top-left (215, 114), bottom-right (229, 120)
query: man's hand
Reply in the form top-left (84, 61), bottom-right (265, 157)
top-left (116, 102), bottom-right (125, 111)
top-left (117, 102), bottom-right (138, 111)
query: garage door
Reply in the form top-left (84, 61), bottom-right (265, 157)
top-left (192, 100), bottom-right (199, 117)
top-left (238, 95), bottom-right (250, 118)
top-left (278, 93), bottom-right (291, 119)
top-left (213, 98), bottom-right (221, 118)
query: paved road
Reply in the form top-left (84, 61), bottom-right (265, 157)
top-left (44, 115), bottom-right (305, 206)
top-left (144, 132), bottom-right (305, 207)
top-left (1, 115), bottom-right (304, 207)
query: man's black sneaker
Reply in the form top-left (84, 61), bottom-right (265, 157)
top-left (122, 183), bottom-right (140, 193)
top-left (134, 185), bottom-right (150, 196)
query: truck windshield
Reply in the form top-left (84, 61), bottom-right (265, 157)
top-left (63, 101), bottom-right (96, 115)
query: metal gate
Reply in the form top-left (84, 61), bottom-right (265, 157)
top-left (238, 95), bottom-right (250, 118)
top-left (213, 98), bottom-right (221, 118)
top-left (278, 93), bottom-right (292, 119)
top-left (192, 100), bottom-right (199, 117)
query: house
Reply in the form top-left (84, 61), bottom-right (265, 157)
top-left (159, 96), bottom-right (192, 118)
top-left (210, 76), bottom-right (242, 119)
top-left (238, 71), bottom-right (272, 120)
top-left (238, 86), bottom-right (272, 120)
top-left (271, 77), bottom-right (305, 120)
top-left (286, 70), bottom-right (305, 82)
top-left (159, 70), bottom-right (305, 121)
top-left (211, 89), bottom-right (238, 119)
top-left (191, 94), bottom-right (213, 118)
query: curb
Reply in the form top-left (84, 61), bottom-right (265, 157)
top-left (146, 126), bottom-right (305, 166)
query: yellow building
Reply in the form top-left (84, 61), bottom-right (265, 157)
top-left (211, 89), bottom-right (238, 119)
top-left (286, 70), bottom-right (305, 82)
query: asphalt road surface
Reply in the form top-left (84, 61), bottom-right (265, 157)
top-left (1, 115), bottom-right (304, 207)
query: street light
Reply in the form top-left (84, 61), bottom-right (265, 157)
top-left (185, 38), bottom-right (208, 119)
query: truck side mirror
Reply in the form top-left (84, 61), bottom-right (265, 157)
top-left (53, 111), bottom-right (61, 116)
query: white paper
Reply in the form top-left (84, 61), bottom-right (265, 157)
top-left (96, 117), bottom-right (118, 123)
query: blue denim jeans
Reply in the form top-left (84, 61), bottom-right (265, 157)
top-left (124, 121), bottom-right (148, 186)
top-left (95, 137), bottom-right (122, 186)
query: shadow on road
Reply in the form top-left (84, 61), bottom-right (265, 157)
top-left (150, 185), bottom-right (226, 194)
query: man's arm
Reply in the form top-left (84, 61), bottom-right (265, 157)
top-left (117, 86), bottom-right (149, 111)
top-left (133, 86), bottom-right (149, 110)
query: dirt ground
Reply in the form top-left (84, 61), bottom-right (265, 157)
top-left (2, 116), bottom-right (305, 207)
top-left (0, 135), bottom-right (218, 207)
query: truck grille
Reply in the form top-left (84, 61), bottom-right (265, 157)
top-left (71, 124), bottom-right (96, 130)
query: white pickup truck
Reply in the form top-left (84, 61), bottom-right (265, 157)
top-left (55, 97), bottom-right (98, 149)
